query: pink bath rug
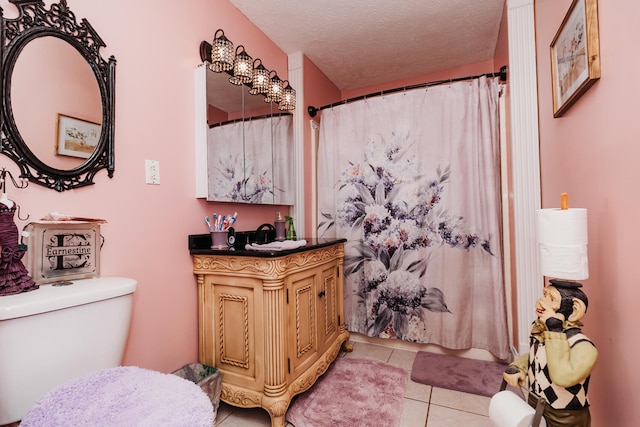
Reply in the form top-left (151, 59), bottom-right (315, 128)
top-left (410, 351), bottom-right (517, 397)
top-left (286, 357), bottom-right (407, 427)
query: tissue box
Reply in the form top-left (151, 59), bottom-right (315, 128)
top-left (24, 221), bottom-right (101, 285)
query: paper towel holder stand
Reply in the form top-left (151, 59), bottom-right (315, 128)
top-left (496, 192), bottom-right (593, 426)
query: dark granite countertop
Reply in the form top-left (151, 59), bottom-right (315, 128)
top-left (188, 233), bottom-right (346, 258)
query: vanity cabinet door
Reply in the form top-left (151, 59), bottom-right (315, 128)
top-left (286, 268), bottom-right (319, 379)
top-left (316, 261), bottom-right (340, 353)
top-left (200, 274), bottom-right (265, 393)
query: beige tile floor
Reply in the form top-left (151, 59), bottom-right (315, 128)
top-left (215, 339), bottom-right (494, 427)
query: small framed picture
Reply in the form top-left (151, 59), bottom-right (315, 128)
top-left (550, 0), bottom-right (600, 117)
top-left (56, 114), bottom-right (101, 158)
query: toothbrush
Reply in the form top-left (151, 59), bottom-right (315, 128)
top-left (227, 212), bottom-right (237, 228)
top-left (205, 216), bottom-right (214, 232)
top-left (224, 213), bottom-right (233, 229)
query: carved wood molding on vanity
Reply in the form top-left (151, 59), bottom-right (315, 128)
top-left (192, 243), bottom-right (344, 277)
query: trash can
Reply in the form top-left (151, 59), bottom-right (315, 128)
top-left (172, 363), bottom-right (222, 419)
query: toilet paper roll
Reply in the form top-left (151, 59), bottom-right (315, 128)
top-left (539, 244), bottom-right (589, 280)
top-left (489, 391), bottom-right (547, 427)
top-left (536, 208), bottom-right (588, 280)
top-left (536, 208), bottom-right (587, 245)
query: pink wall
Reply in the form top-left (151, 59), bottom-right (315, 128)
top-left (207, 105), bottom-right (228, 124)
top-left (0, 0), bottom-right (290, 373)
top-left (301, 56), bottom-right (341, 235)
top-left (535, 1), bottom-right (640, 424)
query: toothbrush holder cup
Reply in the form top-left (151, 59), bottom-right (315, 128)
top-left (210, 230), bottom-right (229, 250)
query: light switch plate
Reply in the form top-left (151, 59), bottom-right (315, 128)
top-left (145, 160), bottom-right (160, 184)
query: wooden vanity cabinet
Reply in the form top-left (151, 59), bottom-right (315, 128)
top-left (192, 241), bottom-right (350, 427)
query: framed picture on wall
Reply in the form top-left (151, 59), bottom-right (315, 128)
top-left (56, 114), bottom-right (101, 158)
top-left (550, 0), bottom-right (600, 118)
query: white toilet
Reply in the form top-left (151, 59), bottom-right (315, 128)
top-left (0, 276), bottom-right (137, 425)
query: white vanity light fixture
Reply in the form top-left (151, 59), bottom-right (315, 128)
top-left (199, 30), bottom-right (296, 111)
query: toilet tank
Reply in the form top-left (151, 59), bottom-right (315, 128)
top-left (0, 276), bottom-right (137, 424)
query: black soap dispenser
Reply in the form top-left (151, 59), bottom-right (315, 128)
top-left (275, 212), bottom-right (286, 242)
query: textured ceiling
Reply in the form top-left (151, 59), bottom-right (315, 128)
top-left (229, 0), bottom-right (506, 91)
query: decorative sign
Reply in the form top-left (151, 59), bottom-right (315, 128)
top-left (25, 222), bottom-right (101, 285)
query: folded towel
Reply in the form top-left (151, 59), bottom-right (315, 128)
top-left (245, 239), bottom-right (308, 251)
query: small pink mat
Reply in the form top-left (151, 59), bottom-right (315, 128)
top-left (410, 351), bottom-right (516, 397)
top-left (20, 366), bottom-right (214, 427)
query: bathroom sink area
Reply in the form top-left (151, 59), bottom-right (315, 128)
top-left (188, 233), bottom-right (346, 257)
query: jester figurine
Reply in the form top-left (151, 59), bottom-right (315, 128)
top-left (503, 279), bottom-right (597, 427)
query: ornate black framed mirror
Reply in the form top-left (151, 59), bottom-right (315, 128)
top-left (0, 0), bottom-right (115, 191)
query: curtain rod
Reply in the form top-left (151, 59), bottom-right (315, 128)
top-left (209, 111), bottom-right (292, 128)
top-left (307, 65), bottom-right (507, 117)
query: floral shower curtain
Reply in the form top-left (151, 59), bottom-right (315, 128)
top-left (317, 76), bottom-right (510, 359)
top-left (208, 115), bottom-right (292, 204)
top-left (269, 114), bottom-right (295, 205)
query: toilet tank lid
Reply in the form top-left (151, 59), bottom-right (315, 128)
top-left (0, 277), bottom-right (137, 320)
